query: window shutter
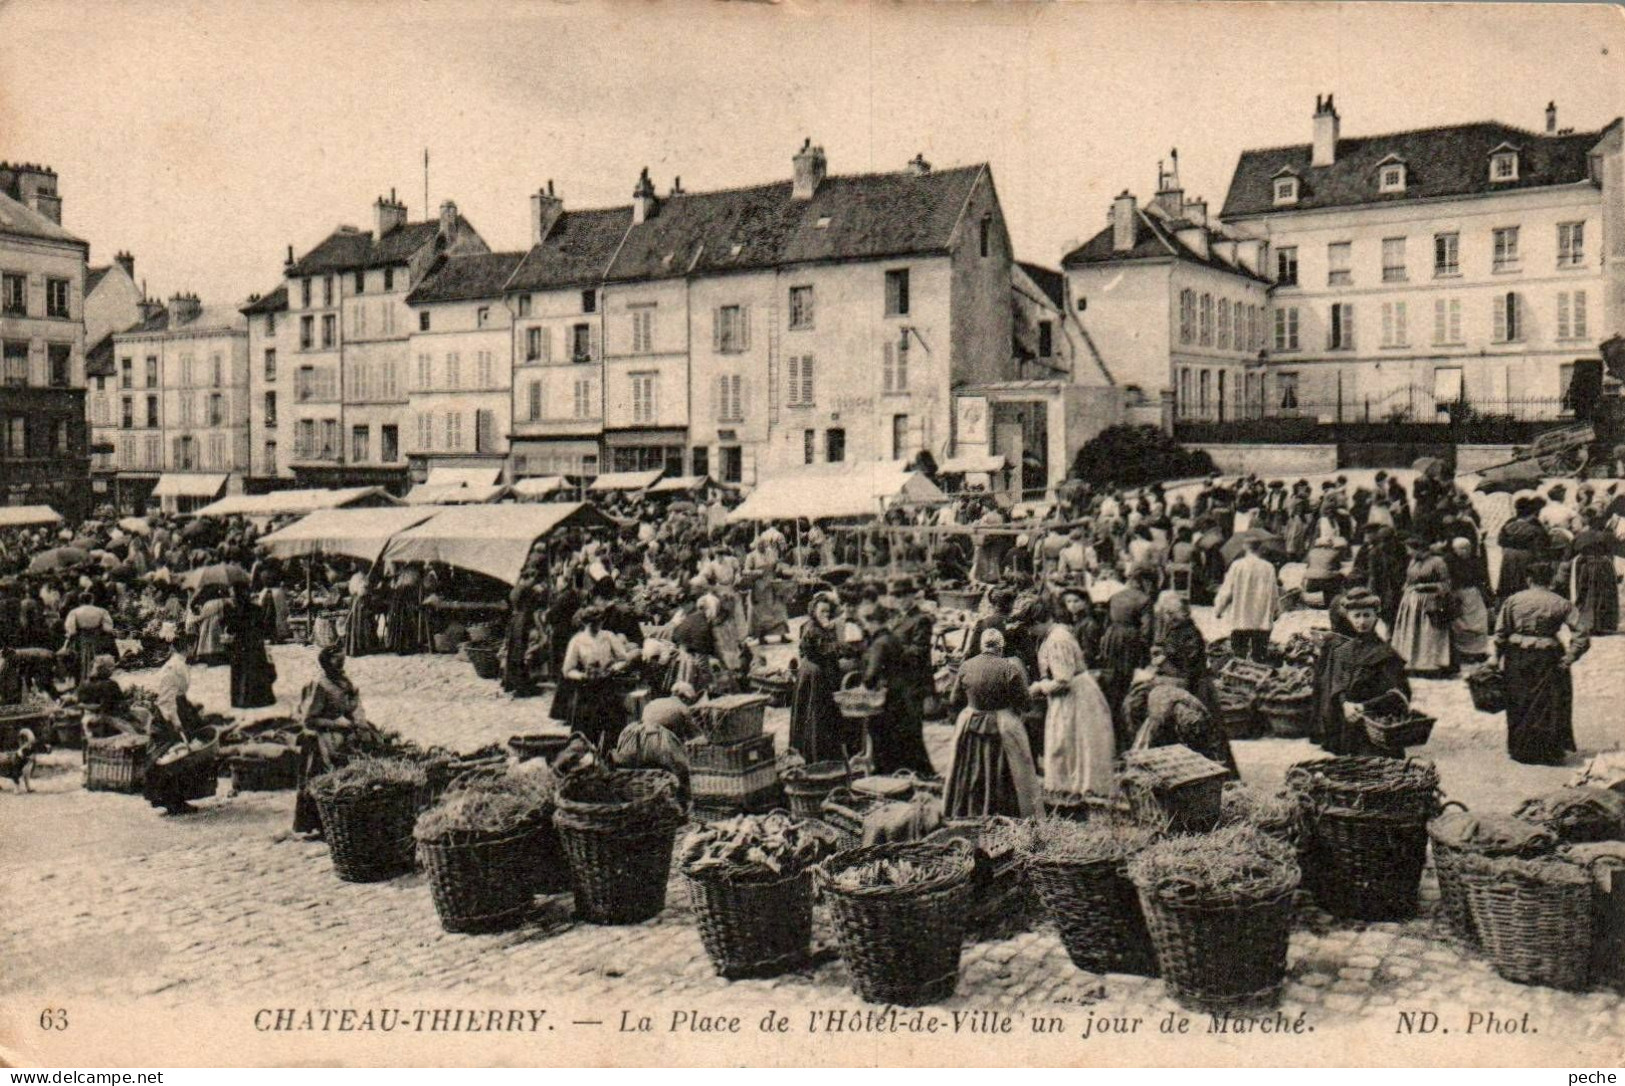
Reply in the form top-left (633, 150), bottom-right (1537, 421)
top-left (1511, 293), bottom-right (1522, 339)
top-left (786, 355), bottom-right (799, 403)
top-left (1382, 304), bottom-right (1392, 346)
top-left (740, 306), bottom-right (751, 351)
top-left (712, 374), bottom-right (723, 420)
top-left (1493, 297), bottom-right (1506, 342)
top-left (883, 341), bottom-right (895, 393)
top-left (1395, 303), bottom-right (1405, 344)
top-left (1344, 304), bottom-right (1353, 349)
top-left (713, 310), bottom-right (723, 352)
top-left (1558, 294), bottom-right (1570, 339)
top-left (803, 356), bottom-right (815, 405)
top-left (1575, 291), bottom-right (1586, 337)
top-left (897, 333), bottom-right (909, 389)
top-left (738, 375), bottom-right (750, 421)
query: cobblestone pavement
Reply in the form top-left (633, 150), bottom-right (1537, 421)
top-left (3, 625), bottom-right (1622, 1064)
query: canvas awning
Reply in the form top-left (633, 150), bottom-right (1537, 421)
top-left (512, 476), bottom-right (567, 497)
top-left (258, 507), bottom-right (442, 563)
top-left (152, 473), bottom-right (229, 500)
top-left (424, 467), bottom-right (501, 488)
top-left (647, 475), bottom-right (713, 494)
top-left (195, 486), bottom-right (400, 519)
top-left (588, 469), bottom-right (664, 493)
top-left (938, 454), bottom-right (1006, 475)
top-left (404, 483), bottom-right (509, 506)
top-left (379, 502), bottom-right (614, 584)
top-left (0, 505), bottom-right (63, 528)
top-left (729, 464), bottom-right (947, 522)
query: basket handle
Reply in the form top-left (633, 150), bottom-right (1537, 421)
top-left (1438, 799), bottom-right (1469, 816)
top-left (841, 671), bottom-right (864, 691)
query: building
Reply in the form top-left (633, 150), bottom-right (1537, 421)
top-left (242, 284), bottom-right (288, 492)
top-left (109, 295), bottom-right (250, 513)
top-left (85, 252), bottom-right (160, 510)
top-left (404, 250), bottom-right (525, 482)
top-left (1220, 97), bottom-right (1624, 421)
top-left (260, 193), bottom-right (489, 492)
top-left (0, 162), bottom-right (90, 517)
top-left (1062, 152), bottom-right (1274, 425)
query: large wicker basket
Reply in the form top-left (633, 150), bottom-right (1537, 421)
top-left (926, 817), bottom-right (1037, 942)
top-left (1133, 883), bottom-right (1298, 1011)
top-left (417, 822), bottom-right (545, 933)
top-left (1305, 805), bottom-right (1430, 920)
top-left (782, 760), bottom-right (849, 820)
top-left (833, 673), bottom-right (886, 722)
top-left (314, 782), bottom-right (421, 883)
top-left (1427, 802), bottom-right (1557, 945)
top-left (85, 735), bottom-right (150, 793)
top-left (1122, 745), bottom-right (1228, 834)
top-left (1027, 852), bottom-right (1158, 976)
top-left (684, 864), bottom-right (814, 978)
top-left (1460, 853), bottom-right (1595, 990)
top-left (693, 694), bottom-right (769, 743)
top-left (464, 644), bottom-right (501, 681)
top-left (1258, 694), bottom-right (1315, 739)
top-left (1285, 755), bottom-right (1441, 820)
top-left (817, 842), bottom-right (976, 1006)
top-left (552, 770), bottom-right (686, 924)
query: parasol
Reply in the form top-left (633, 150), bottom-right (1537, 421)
top-left (28, 546), bottom-right (90, 573)
top-left (182, 563), bottom-right (249, 591)
top-left (1220, 527), bottom-right (1285, 564)
top-left (117, 517), bottom-right (151, 536)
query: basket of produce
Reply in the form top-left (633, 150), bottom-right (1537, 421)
top-left (1256, 666), bottom-right (1316, 738)
top-left (418, 746), bottom-right (509, 810)
top-left (693, 693), bottom-right (769, 744)
top-left (1513, 787), bottom-right (1625, 845)
top-left (1284, 755), bottom-right (1441, 819)
top-left (1566, 842), bottom-right (1625, 990)
top-left (1121, 745), bottom-right (1229, 834)
top-left (552, 769), bottom-right (688, 924)
top-left (1127, 825), bottom-right (1301, 1012)
top-left (681, 811), bottom-right (839, 978)
top-left (1352, 690), bottom-right (1435, 752)
top-left (816, 840), bottom-right (976, 1006)
top-left (85, 733), bottom-right (150, 793)
top-left (747, 665), bottom-right (796, 705)
top-left (926, 816), bottom-right (1037, 940)
top-left (415, 767), bottom-right (559, 933)
top-left (833, 673), bottom-right (887, 722)
top-left (781, 758), bottom-right (850, 820)
top-left (462, 643), bottom-right (502, 681)
top-left (1215, 657), bottom-right (1275, 698)
top-left (1427, 802), bottom-right (1557, 945)
top-left (687, 733), bottom-right (781, 808)
top-left (1016, 817), bottom-right (1160, 976)
top-left (507, 725), bottom-right (574, 765)
top-left (1220, 782), bottom-right (1307, 851)
top-left (1302, 803), bottom-right (1431, 920)
top-left (308, 758), bottom-right (428, 883)
top-left (1465, 663), bottom-right (1507, 714)
top-left (1459, 852), bottom-right (1596, 990)
top-left (226, 742), bottom-right (300, 792)
top-left (1217, 692), bottom-right (1261, 740)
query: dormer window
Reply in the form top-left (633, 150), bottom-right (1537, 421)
top-left (1379, 162), bottom-right (1406, 193)
top-left (1272, 176), bottom-right (1299, 205)
top-left (1490, 146), bottom-right (1519, 182)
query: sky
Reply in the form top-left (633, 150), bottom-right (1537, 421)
top-left (2, 0), bottom-right (1621, 307)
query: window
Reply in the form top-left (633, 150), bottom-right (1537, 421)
top-left (825, 428), bottom-right (846, 463)
top-left (631, 309), bottom-right (653, 354)
top-left (884, 269), bottom-right (910, 317)
top-left (1557, 291), bottom-right (1588, 341)
top-left (121, 357), bottom-right (133, 389)
top-left (1492, 292), bottom-right (1523, 343)
top-left (803, 429), bottom-right (816, 465)
top-left (298, 419), bottom-right (318, 458)
top-left (1382, 237), bottom-right (1407, 282)
top-left (1491, 151), bottom-right (1518, 182)
top-left (527, 379), bottom-right (543, 421)
top-left (444, 352), bottom-right (460, 389)
top-left (1, 273), bottom-right (25, 315)
top-left (321, 314), bottom-right (336, 348)
top-left (1198, 370), bottom-right (1211, 416)
top-left (146, 395), bottom-right (159, 429)
top-left (352, 302), bottom-right (366, 336)
top-left (1381, 301), bottom-right (1408, 347)
top-left (572, 323), bottom-right (593, 363)
top-left (979, 216), bottom-right (993, 258)
top-left (581, 289), bottom-right (596, 314)
top-left (380, 362), bottom-right (399, 400)
top-left (1379, 164), bottom-right (1406, 193)
top-left (48, 344), bottom-right (70, 387)
top-left (300, 316), bottom-right (314, 349)
top-left (1558, 222), bottom-right (1585, 268)
top-left (179, 391), bottom-right (194, 426)
top-left (264, 348), bottom-right (276, 381)
top-left (517, 294), bottom-right (531, 317)
top-left (354, 270), bottom-right (365, 294)
top-left (720, 446), bottom-right (743, 485)
top-left (264, 391), bottom-right (277, 427)
top-left (1178, 289), bottom-right (1195, 345)
top-left (180, 353), bottom-right (195, 387)
top-left (572, 378), bottom-right (595, 419)
top-left (1273, 176), bottom-right (1298, 205)
top-left (717, 374), bottom-right (744, 421)
top-left (301, 278), bottom-right (312, 308)
top-left (883, 333), bottom-right (910, 393)
top-left (384, 268), bottom-right (395, 292)
top-left (266, 313), bottom-right (276, 337)
top-left (419, 311), bottom-right (430, 332)
top-left (4, 415), bottom-right (24, 457)
top-left (691, 446), bottom-right (709, 478)
top-left (475, 410), bottom-right (496, 453)
top-left (1328, 303), bottom-right (1355, 350)
top-left (415, 413), bottom-right (433, 452)
top-left (1327, 242), bottom-right (1352, 286)
top-left (1274, 307), bottom-right (1299, 352)
top-left (45, 278), bottom-right (69, 318)
top-left (1434, 232), bottom-right (1459, 276)
top-left (631, 372), bottom-right (658, 424)
top-left (1215, 302), bottom-right (1230, 351)
top-left (1276, 371), bottom-right (1300, 410)
top-left (1276, 247), bottom-right (1298, 286)
top-left (1492, 227), bottom-right (1520, 272)
top-left (476, 350), bottom-right (493, 388)
top-left (1433, 298), bottom-right (1463, 345)
top-left (477, 306), bottom-right (490, 328)
top-left (263, 440), bottom-right (276, 471)
top-left (208, 392), bottom-right (223, 427)
top-left (121, 397), bottom-right (133, 429)
top-left (788, 285), bottom-right (814, 330)
top-left (211, 354), bottom-right (223, 387)
top-left (320, 419), bottom-right (339, 459)
top-left (3, 341), bottom-right (27, 386)
top-left (322, 275), bottom-right (334, 306)
top-left (525, 327), bottom-right (546, 363)
top-left (1433, 366), bottom-right (1464, 406)
top-left (443, 411), bottom-right (463, 451)
top-left (351, 425), bottom-right (369, 463)
top-left (1038, 319), bottom-right (1054, 357)
top-left (892, 414), bottom-right (909, 460)
top-left (787, 355), bottom-right (815, 406)
top-left (1197, 294), bottom-right (1213, 346)
top-left (715, 306), bottom-right (748, 353)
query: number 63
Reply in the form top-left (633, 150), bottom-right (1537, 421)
top-left (39, 1008), bottom-right (68, 1030)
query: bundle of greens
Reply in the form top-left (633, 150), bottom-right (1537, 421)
top-left (1015, 815), bottom-right (1160, 866)
top-left (414, 768), bottom-right (557, 844)
top-left (1126, 823), bottom-right (1300, 905)
top-left (827, 851), bottom-right (964, 892)
top-left (306, 756), bottom-right (425, 803)
top-left (681, 811), bottom-right (838, 879)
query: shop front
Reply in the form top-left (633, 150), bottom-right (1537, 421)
top-left (602, 428), bottom-right (687, 477)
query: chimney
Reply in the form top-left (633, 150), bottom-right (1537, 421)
top-left (375, 187), bottom-right (408, 238)
top-left (1183, 197), bottom-right (1208, 228)
top-left (115, 251), bottom-right (135, 280)
top-left (169, 292), bottom-right (202, 325)
top-left (530, 180), bottom-right (564, 245)
top-left (1312, 93), bottom-right (1340, 168)
top-left (669, 176), bottom-right (685, 197)
top-left (1112, 191), bottom-right (1138, 252)
top-left (631, 167), bottom-right (658, 224)
top-left (1546, 101), bottom-right (1557, 134)
top-left (285, 244), bottom-right (294, 267)
top-left (907, 153), bottom-right (932, 176)
top-left (1153, 150), bottom-right (1185, 217)
top-left (7, 163), bottom-right (63, 225)
top-left (792, 138), bottom-right (827, 200)
top-left (437, 200), bottom-right (459, 242)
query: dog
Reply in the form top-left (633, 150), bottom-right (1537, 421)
top-left (0, 728), bottom-right (43, 793)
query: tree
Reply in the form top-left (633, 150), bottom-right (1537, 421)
top-left (1070, 424), bottom-right (1215, 487)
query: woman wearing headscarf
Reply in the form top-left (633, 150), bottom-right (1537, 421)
top-left (1128, 654), bottom-right (1238, 778)
top-left (561, 604), bottom-right (631, 750)
top-left (1152, 590), bottom-right (1221, 718)
top-left (1033, 613), bottom-right (1115, 798)
top-left (1566, 506), bottom-right (1620, 635)
top-left (142, 636), bottom-right (211, 816)
top-left (1496, 560), bottom-right (1588, 765)
top-left (943, 628), bottom-right (1043, 818)
top-left (225, 583), bottom-right (278, 709)
top-left (1315, 588), bottom-right (1411, 755)
top-left (292, 645), bottom-right (376, 836)
top-left (788, 593), bottom-right (853, 763)
top-left (62, 590), bottom-right (117, 686)
top-left (1496, 497), bottom-right (1551, 600)
top-left (1390, 535), bottom-right (1453, 675)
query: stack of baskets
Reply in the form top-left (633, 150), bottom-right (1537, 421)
top-left (687, 694), bottom-right (777, 816)
top-left (1427, 802), bottom-right (1557, 945)
top-left (1287, 755), bottom-right (1441, 921)
top-left (781, 758), bottom-right (850, 820)
top-left (1121, 745), bottom-right (1229, 834)
top-left (1018, 817), bottom-right (1160, 975)
top-left (552, 769), bottom-right (687, 924)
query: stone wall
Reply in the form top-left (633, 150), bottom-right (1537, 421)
top-left (1185, 443), bottom-right (1338, 476)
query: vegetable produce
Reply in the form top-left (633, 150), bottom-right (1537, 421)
top-left (681, 811), bottom-right (838, 878)
top-left (1257, 664), bottom-right (1314, 701)
top-left (828, 853), bottom-right (961, 891)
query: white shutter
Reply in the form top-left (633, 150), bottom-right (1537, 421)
top-left (1434, 300), bottom-right (1446, 344)
top-left (740, 306), bottom-right (751, 351)
top-left (1558, 293), bottom-right (1571, 340)
top-left (1575, 291), bottom-right (1587, 338)
top-left (1344, 303), bottom-right (1354, 349)
top-left (1382, 304), bottom-right (1393, 346)
top-left (1493, 295), bottom-right (1507, 342)
top-left (787, 355), bottom-right (800, 405)
top-left (803, 355), bottom-right (815, 405)
top-left (896, 333), bottom-right (909, 390)
top-left (737, 375), bottom-right (749, 421)
top-left (1395, 302), bottom-right (1406, 345)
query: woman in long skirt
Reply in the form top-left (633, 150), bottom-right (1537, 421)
top-left (1315, 588), bottom-right (1410, 756)
top-left (1446, 537), bottom-right (1492, 665)
top-left (1568, 508), bottom-right (1619, 635)
top-left (1495, 562), bottom-right (1589, 765)
top-left (293, 645), bottom-right (373, 835)
top-left (1097, 575), bottom-right (1154, 750)
top-left (788, 594), bottom-right (852, 763)
top-left (226, 586), bottom-right (277, 709)
top-left (1496, 498), bottom-right (1550, 599)
top-left (943, 629), bottom-right (1043, 818)
top-left (859, 605), bottom-right (935, 776)
top-left (1033, 619), bottom-right (1115, 798)
top-left (384, 564), bottom-right (427, 655)
top-left (344, 568), bottom-right (379, 657)
top-left (1390, 536), bottom-right (1453, 675)
top-left (560, 605), bottom-right (631, 750)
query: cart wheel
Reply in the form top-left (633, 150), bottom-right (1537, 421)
top-left (1537, 446), bottom-right (1585, 475)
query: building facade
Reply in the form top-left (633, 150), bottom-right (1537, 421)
top-left (0, 162), bottom-right (91, 517)
top-left (85, 253), bottom-right (159, 509)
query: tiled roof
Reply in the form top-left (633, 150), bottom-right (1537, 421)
top-left (506, 208), bottom-right (633, 293)
top-left (407, 251), bottom-right (527, 304)
top-left (84, 332), bottom-right (116, 377)
top-left (1061, 208), bottom-right (1269, 284)
top-left (117, 304), bottom-right (246, 338)
top-left (1221, 120), bottom-right (1615, 219)
top-left (285, 218), bottom-right (472, 277)
top-left (1017, 261), bottom-right (1066, 309)
top-left (0, 189), bottom-right (86, 247)
top-left (240, 284), bottom-right (288, 315)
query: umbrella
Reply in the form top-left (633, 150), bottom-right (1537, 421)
top-left (1221, 527), bottom-right (1285, 564)
top-left (117, 517), bottom-right (151, 536)
top-left (182, 563), bottom-right (249, 591)
top-left (28, 546), bottom-right (90, 573)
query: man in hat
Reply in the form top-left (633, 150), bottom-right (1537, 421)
top-left (888, 575), bottom-right (937, 728)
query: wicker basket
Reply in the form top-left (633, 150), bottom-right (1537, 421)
top-left (1427, 803), bottom-right (1557, 945)
top-left (85, 735), bottom-right (150, 793)
top-left (1353, 691), bottom-right (1435, 752)
top-left (1285, 755), bottom-right (1441, 820)
top-left (685, 864), bottom-right (814, 978)
top-left (227, 751), bottom-right (299, 792)
top-left (782, 760), bottom-right (850, 820)
top-left (464, 644), bottom-right (501, 681)
top-left (1466, 664), bottom-right (1507, 714)
top-left (508, 727), bottom-right (573, 764)
top-left (689, 734), bottom-right (780, 804)
top-left (1122, 745), bottom-right (1228, 834)
top-left (1460, 853), bottom-right (1595, 990)
top-left (417, 822), bottom-right (544, 933)
top-left (937, 588), bottom-right (984, 613)
top-left (1134, 884), bottom-right (1298, 1011)
top-left (1217, 695), bottom-right (1261, 740)
top-left (465, 622), bottom-right (497, 645)
top-left (314, 782), bottom-right (421, 883)
top-left (693, 694), bottom-right (769, 744)
top-left (1259, 694), bottom-right (1314, 739)
top-left (819, 787), bottom-right (897, 849)
top-left (926, 817), bottom-right (1037, 941)
top-left (1305, 805), bottom-right (1429, 920)
top-left (833, 673), bottom-right (887, 722)
top-left (817, 842), bottom-right (976, 1006)
top-left (1027, 852), bottom-right (1159, 976)
top-left (552, 770), bottom-right (686, 924)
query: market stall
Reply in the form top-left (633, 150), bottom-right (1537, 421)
top-left (403, 483), bottom-right (511, 506)
top-left (424, 467), bottom-right (503, 488)
top-left (193, 486), bottom-right (401, 520)
top-left (378, 501), bottom-right (613, 584)
top-left (587, 469), bottom-right (664, 494)
top-left (0, 505), bottom-right (63, 529)
top-left (257, 506), bottom-right (444, 563)
top-left (511, 476), bottom-right (569, 501)
top-left (727, 463), bottom-right (946, 523)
